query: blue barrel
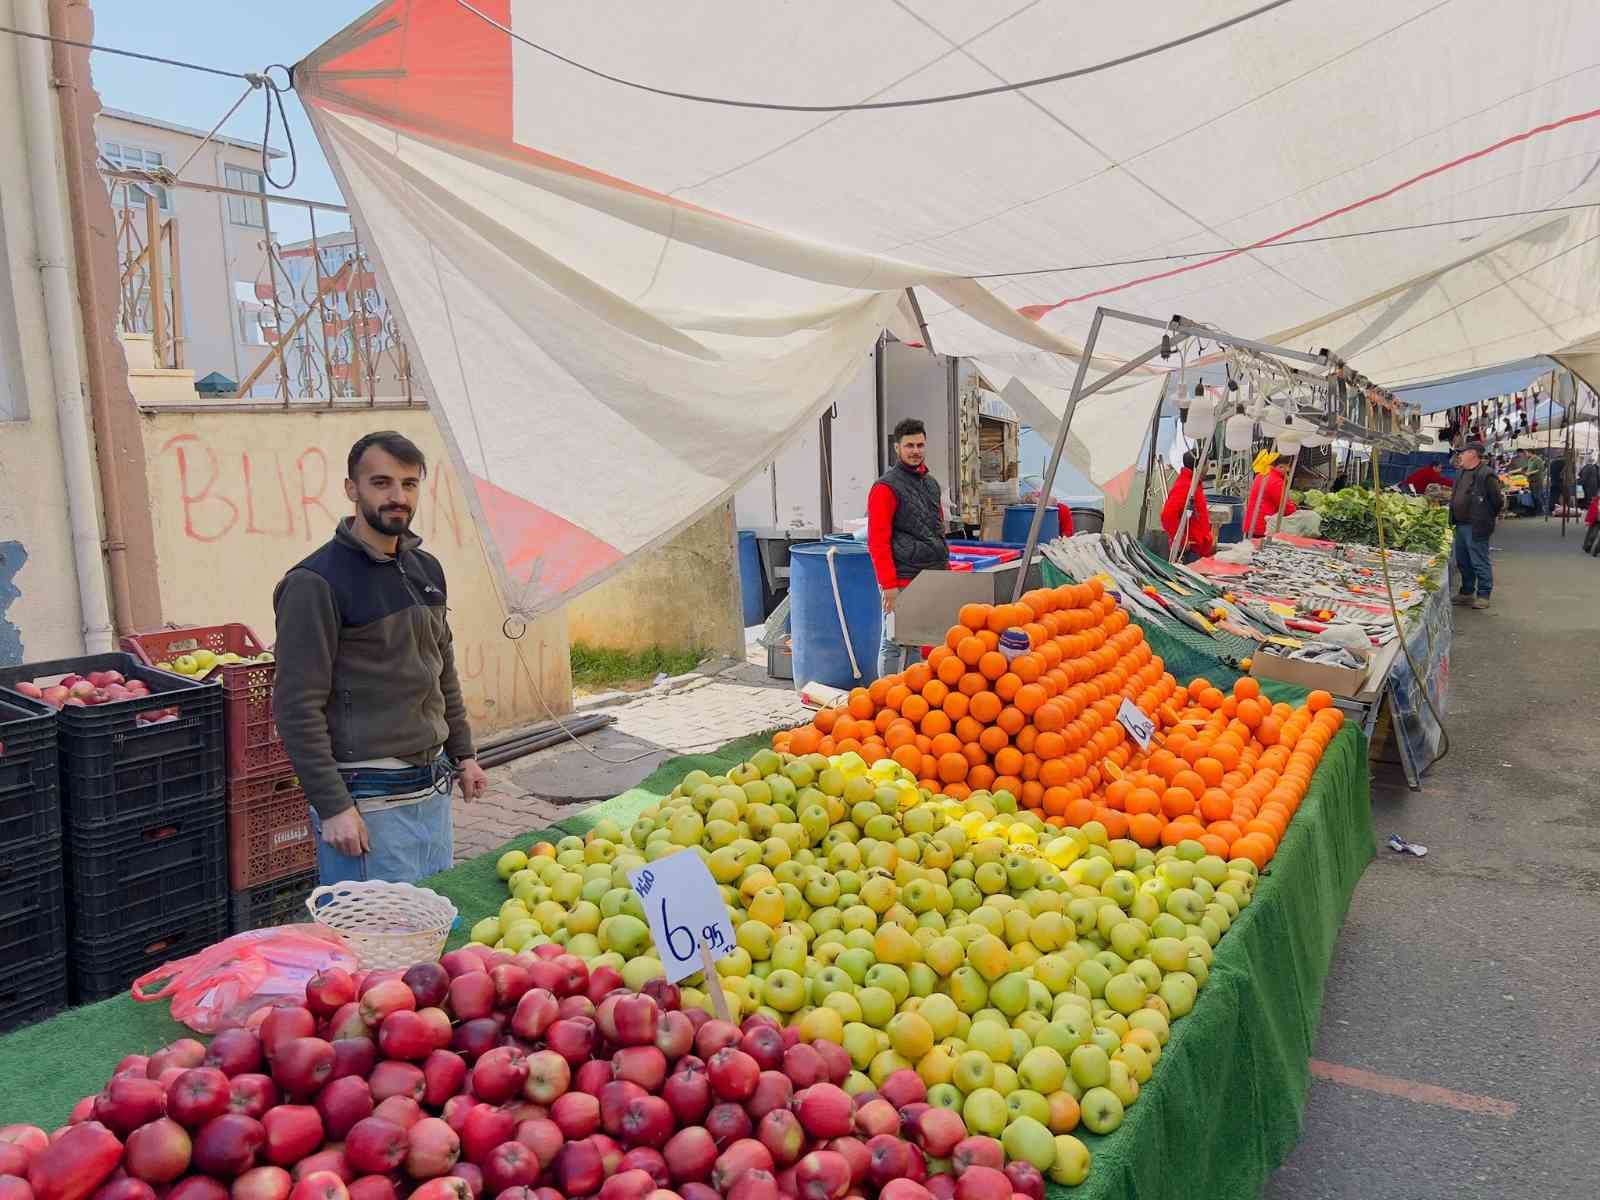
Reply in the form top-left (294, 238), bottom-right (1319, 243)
top-left (788, 542), bottom-right (882, 689)
top-left (737, 530), bottom-right (764, 626)
top-left (1002, 503), bottom-right (1060, 545)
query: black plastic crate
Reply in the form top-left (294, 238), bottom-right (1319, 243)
top-left (0, 842), bottom-right (67, 965)
top-left (230, 868), bottom-right (316, 933)
top-left (0, 954), bottom-right (68, 1034)
top-left (66, 791), bottom-right (226, 939)
top-left (0, 693), bottom-right (60, 858)
top-left (71, 899), bottom-right (228, 1004)
top-left (0, 653), bottom-right (223, 835)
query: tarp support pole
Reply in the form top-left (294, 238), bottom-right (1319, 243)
top-left (1171, 430), bottom-right (1215, 561)
top-left (1134, 378), bottom-right (1166, 536)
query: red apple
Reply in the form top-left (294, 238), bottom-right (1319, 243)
top-left (607, 995), bottom-right (660, 1047)
top-left (641, 979), bottom-right (680, 1011)
top-left (551, 1141), bottom-right (603, 1198)
top-left (227, 1077), bottom-right (278, 1120)
top-left (0, 1149), bottom-right (30, 1177)
top-left (781, 1046), bottom-right (825, 1089)
top-left (270, 1040), bottom-right (334, 1100)
top-left (663, 1066), bottom-right (712, 1127)
top-left (286, 1172), bottom-right (347, 1200)
top-left (519, 1050), bottom-right (570, 1105)
top-left (711, 1140), bottom-right (773, 1194)
top-left (291, 1150), bottom-right (352, 1185)
top-left (597, 1170), bottom-right (655, 1200)
top-left (357, 970), bottom-right (401, 996)
top-left (166, 1069), bottom-right (231, 1130)
top-left (343, 1119), bottom-right (406, 1176)
top-left (693, 1021), bottom-right (740, 1060)
top-left (866, 1136), bottom-right (914, 1189)
top-left (329, 1039), bottom-right (377, 1083)
top-left (93, 1077), bottom-right (166, 1136)
top-left (726, 1172), bottom-right (779, 1200)
top-left (599, 1082), bottom-right (647, 1138)
top-left (358, 982), bottom-right (415, 1029)
top-left (548, 956), bottom-right (589, 998)
top-left (345, 1179), bottom-right (395, 1200)
top-left (115, 1055), bottom-right (150, 1079)
top-left (313, 1077), bottom-right (371, 1142)
top-left (794, 1085), bottom-right (854, 1141)
top-left (745, 1072), bottom-right (793, 1122)
top-left (416, 1009), bottom-right (453, 1053)
top-left (544, 1018), bottom-right (597, 1067)
top-left (739, 1027), bottom-right (784, 1072)
top-left (953, 1167), bottom-right (1009, 1200)
top-left (399, 963), bottom-right (450, 1009)
top-left (409, 1181), bottom-right (470, 1200)
top-left (824, 1138), bottom-right (868, 1188)
top-left (482, 1142), bottom-right (539, 1196)
top-left (1002, 1163), bottom-right (1043, 1200)
top-left (123, 1119), bottom-right (190, 1184)
top-left (652, 1011), bottom-right (694, 1062)
top-left (445, 975), bottom-right (494, 1023)
top-left (662, 1127), bottom-right (717, 1185)
top-left (681, 1185), bottom-right (719, 1200)
top-left (0, 1132), bottom-right (45, 1163)
top-left (371, 1098), bottom-right (422, 1132)
top-left (619, 1148), bottom-right (669, 1187)
top-left (508, 989), bottom-right (557, 1042)
top-left (191, 1114), bottom-right (265, 1179)
top-left (950, 1137), bottom-right (1002, 1175)
top-left (880, 1182), bottom-right (933, 1200)
top-left (811, 1043), bottom-right (851, 1086)
top-left (457, 1107), bottom-right (515, 1167)
top-left (260, 1108), bottom-right (323, 1168)
top-left (232, 1166), bottom-right (292, 1200)
top-left (878, 1071), bottom-right (926, 1110)
top-left (324, 1005), bottom-right (371, 1044)
top-left (467, 1048), bottom-right (525, 1106)
top-left (617, 1097), bottom-right (674, 1150)
top-left (168, 1180), bottom-right (229, 1200)
top-left (512, 1119), bottom-right (561, 1171)
top-left (574, 1059), bottom-right (613, 1097)
top-left (612, 1046), bottom-right (668, 1092)
top-left (706, 1050), bottom-right (759, 1103)
top-left (489, 965), bottom-right (532, 1010)
top-left (402, 1118), bottom-right (459, 1180)
top-left (91, 1183), bottom-right (154, 1200)
top-left (549, 1093), bottom-right (599, 1141)
top-left (205, 1031), bottom-right (264, 1079)
top-left (305, 970), bottom-right (357, 1019)
top-left (438, 952), bottom-right (486, 980)
top-left (420, 1051), bottom-right (467, 1109)
top-left (793, 1151), bottom-right (852, 1200)
top-left (372, 1012), bottom-right (429, 1063)
top-left (449, 1020), bottom-right (500, 1063)
top-left (757, 1110), bottom-right (805, 1168)
top-left (446, 1165), bottom-right (481, 1200)
top-left (66, 1099), bottom-right (95, 1126)
top-left (555, 994), bottom-right (595, 1022)
top-left (367, 1062), bottom-right (424, 1104)
top-left (260, 1011), bottom-right (317, 1060)
top-left (704, 1103), bottom-right (752, 1149)
top-left (853, 1100), bottom-right (898, 1139)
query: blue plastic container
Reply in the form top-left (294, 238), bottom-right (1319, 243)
top-left (788, 542), bottom-right (882, 690)
top-left (737, 530), bottom-right (765, 626)
top-left (1001, 504), bottom-right (1061, 545)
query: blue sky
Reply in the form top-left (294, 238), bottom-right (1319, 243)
top-left (88, 1), bottom-right (358, 232)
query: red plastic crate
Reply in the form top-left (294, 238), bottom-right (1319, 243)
top-left (122, 624), bottom-right (289, 780)
top-left (226, 770), bottom-right (315, 890)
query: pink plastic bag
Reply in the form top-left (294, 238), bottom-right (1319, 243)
top-left (131, 925), bottom-right (358, 1032)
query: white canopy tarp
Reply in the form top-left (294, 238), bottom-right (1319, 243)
top-left (297, 0), bottom-right (1600, 615)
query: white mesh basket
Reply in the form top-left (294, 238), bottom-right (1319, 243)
top-left (305, 880), bottom-right (458, 969)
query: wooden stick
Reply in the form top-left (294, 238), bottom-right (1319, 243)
top-left (699, 945), bottom-right (732, 1023)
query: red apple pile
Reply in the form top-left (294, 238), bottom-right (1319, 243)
top-left (0, 947), bottom-right (1038, 1200)
top-left (10, 673), bottom-right (178, 725)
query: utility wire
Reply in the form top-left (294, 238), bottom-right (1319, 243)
top-left (0, 22), bottom-right (257, 80)
top-left (454, 0), bottom-right (1297, 113)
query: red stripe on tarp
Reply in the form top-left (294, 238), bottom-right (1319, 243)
top-left (471, 474), bottom-right (622, 596)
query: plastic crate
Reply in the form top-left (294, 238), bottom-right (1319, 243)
top-left (121, 626), bottom-right (288, 780)
top-left (71, 900), bottom-right (228, 1004)
top-left (230, 868), bottom-right (316, 933)
top-left (227, 770), bottom-right (315, 890)
top-left (0, 653), bottom-right (224, 834)
top-left (0, 842), bottom-right (67, 966)
top-left (66, 792), bottom-right (227, 939)
top-left (0, 954), bottom-right (68, 1034)
top-left (0, 693), bottom-right (60, 858)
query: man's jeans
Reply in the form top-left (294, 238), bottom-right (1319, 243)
top-left (879, 626), bottom-right (908, 681)
top-left (311, 757), bottom-right (455, 884)
top-left (1453, 524), bottom-right (1493, 598)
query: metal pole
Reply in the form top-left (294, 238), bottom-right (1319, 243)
top-left (818, 407), bottom-right (834, 536)
top-left (1133, 377), bottom-right (1166, 536)
top-left (144, 194), bottom-right (166, 366)
top-left (1010, 309), bottom-right (1103, 602)
top-left (1170, 432), bottom-right (1214, 561)
top-left (1264, 447), bottom-right (1301, 543)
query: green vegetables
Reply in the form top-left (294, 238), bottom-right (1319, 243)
top-left (1299, 487), bottom-right (1452, 554)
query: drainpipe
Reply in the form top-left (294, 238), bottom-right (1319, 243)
top-left (17, 0), bottom-right (115, 652)
top-left (49, 0), bottom-right (136, 638)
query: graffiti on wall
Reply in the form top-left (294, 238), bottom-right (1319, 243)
top-left (148, 428), bottom-right (563, 728)
top-left (0, 541), bottom-right (27, 667)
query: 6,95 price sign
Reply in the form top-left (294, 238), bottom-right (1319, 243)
top-left (628, 852), bottom-right (737, 984)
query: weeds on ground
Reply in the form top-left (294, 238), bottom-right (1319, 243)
top-left (569, 643), bottom-right (704, 689)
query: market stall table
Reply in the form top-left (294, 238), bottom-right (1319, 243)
top-left (0, 721), bottom-right (1372, 1200)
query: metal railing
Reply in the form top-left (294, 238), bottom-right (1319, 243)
top-left (102, 168), bottom-right (418, 405)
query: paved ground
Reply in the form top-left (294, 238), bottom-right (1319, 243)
top-left (450, 651), bottom-right (807, 860)
top-left (1266, 515), bottom-right (1600, 1198)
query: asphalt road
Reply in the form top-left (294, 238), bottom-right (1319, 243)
top-left (1265, 515), bottom-right (1600, 1198)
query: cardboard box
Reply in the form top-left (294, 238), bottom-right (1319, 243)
top-left (1249, 648), bottom-right (1369, 697)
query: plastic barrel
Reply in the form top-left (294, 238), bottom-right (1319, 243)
top-left (737, 530), bottom-right (765, 626)
top-left (1002, 504), bottom-right (1061, 544)
top-left (788, 542), bottom-right (882, 690)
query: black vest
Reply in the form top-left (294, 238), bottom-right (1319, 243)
top-left (879, 463), bottom-right (950, 581)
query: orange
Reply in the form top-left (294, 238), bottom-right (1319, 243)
top-left (958, 672), bottom-right (989, 697)
top-left (1172, 768), bottom-right (1207, 799)
top-left (1126, 787), bottom-right (1163, 816)
top-left (969, 692), bottom-right (1003, 724)
top-left (868, 678), bottom-right (892, 706)
top-left (956, 636), bottom-right (986, 667)
top-left (968, 764), bottom-right (996, 791)
top-left (814, 708), bottom-right (838, 733)
top-left (884, 684), bottom-right (910, 712)
top-left (1233, 676), bottom-right (1261, 700)
top-left (874, 708), bottom-right (896, 734)
top-left (959, 603), bottom-right (992, 632)
top-left (1014, 684), bottom-right (1048, 716)
top-left (1033, 701), bottom-right (1066, 732)
top-left (978, 725), bottom-right (1010, 755)
top-left (1198, 833), bottom-right (1230, 858)
top-left (920, 710), bottom-right (952, 738)
top-left (997, 706), bottom-right (1027, 736)
top-left (942, 691), bottom-right (970, 721)
top-left (942, 782), bottom-right (971, 801)
top-left (885, 722), bottom-right (916, 750)
top-left (978, 652), bottom-right (1009, 681)
top-left (1306, 689), bottom-right (1334, 712)
top-left (891, 745), bottom-right (923, 773)
top-left (1064, 797), bottom-right (1097, 827)
top-left (904, 663), bottom-right (933, 692)
top-left (954, 715), bottom-right (984, 745)
top-left (936, 752), bottom-right (969, 783)
top-left (1041, 786), bottom-right (1072, 817)
top-left (1256, 716), bottom-right (1282, 746)
top-left (921, 678), bottom-right (949, 708)
top-left (1199, 787), bottom-right (1233, 822)
top-left (1034, 731), bottom-right (1068, 760)
top-left (936, 655), bottom-right (966, 687)
top-left (901, 694), bottom-right (930, 724)
top-left (1208, 819), bottom-right (1242, 845)
top-left (929, 731), bottom-right (962, 757)
top-left (1161, 786), bottom-right (1197, 819)
top-left (1128, 812), bottom-right (1164, 847)
top-left (1194, 757), bottom-right (1225, 789)
top-left (995, 673), bottom-right (1023, 701)
top-left (788, 726), bottom-right (820, 755)
top-left (1097, 808), bottom-right (1130, 840)
top-left (993, 746), bottom-right (1024, 777)
top-left (1020, 781), bottom-right (1045, 809)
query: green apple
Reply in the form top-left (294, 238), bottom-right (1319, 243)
top-left (1099, 871), bottom-right (1137, 909)
top-left (842, 1022), bottom-right (880, 1069)
top-left (927, 1082), bottom-right (964, 1111)
top-left (1103, 973), bottom-right (1148, 1016)
top-left (966, 1019), bottom-right (1013, 1064)
top-left (952, 1050), bottom-right (995, 1093)
top-left (1005, 1089), bottom-right (1052, 1127)
top-left (992, 1063), bottom-right (1019, 1097)
top-left (1089, 1027), bottom-right (1121, 1056)
top-left (1128, 1008), bottom-right (1170, 1046)
top-left (988, 973), bottom-right (1030, 1018)
top-left (947, 967), bottom-right (990, 1013)
top-left (1166, 888), bottom-right (1206, 925)
top-left (764, 968), bottom-right (806, 1012)
top-left (1035, 1019), bottom-right (1088, 1059)
top-left (1000, 1115), bottom-right (1056, 1170)
top-left (1106, 1059), bottom-right (1139, 1107)
top-left (1108, 920), bottom-right (1148, 962)
top-left (1073, 959), bottom-right (1111, 998)
top-left (1158, 972), bottom-right (1197, 1017)
top-left (1068, 1043), bottom-right (1109, 1090)
top-left (919, 993), bottom-right (960, 1039)
top-left (1148, 936), bottom-right (1188, 972)
top-left (1114, 1042), bottom-right (1152, 1084)
top-left (835, 947), bottom-right (874, 984)
top-left (865, 964), bottom-right (910, 1006)
top-left (1079, 1086), bottom-right (1124, 1135)
top-left (1048, 1135), bottom-right (1090, 1186)
top-left (857, 985), bottom-right (895, 1027)
top-left (962, 1087), bottom-right (1009, 1137)
top-left (1017, 1046), bottom-right (1068, 1094)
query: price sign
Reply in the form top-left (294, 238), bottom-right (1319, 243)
top-left (629, 852), bottom-right (736, 984)
top-left (1116, 697), bottom-right (1155, 751)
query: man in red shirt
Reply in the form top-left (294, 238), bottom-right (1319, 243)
top-left (1161, 451), bottom-right (1216, 559)
top-left (1244, 453), bottom-right (1297, 537)
top-left (1402, 462), bottom-right (1452, 493)
top-left (868, 418), bottom-right (949, 678)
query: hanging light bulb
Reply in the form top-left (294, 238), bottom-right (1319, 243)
top-left (1184, 382), bottom-right (1215, 438)
top-left (1224, 404), bottom-right (1254, 452)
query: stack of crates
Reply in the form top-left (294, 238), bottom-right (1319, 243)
top-left (0, 653), bottom-right (227, 1003)
top-left (0, 691), bottom-right (67, 1031)
top-left (123, 626), bottom-right (316, 933)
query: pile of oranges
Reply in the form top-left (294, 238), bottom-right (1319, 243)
top-left (773, 578), bottom-right (1344, 869)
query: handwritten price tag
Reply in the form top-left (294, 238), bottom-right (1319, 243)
top-left (1116, 697), bottom-right (1155, 751)
top-left (629, 852), bottom-right (736, 984)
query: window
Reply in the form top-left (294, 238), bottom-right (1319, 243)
top-left (235, 282), bottom-right (272, 346)
top-left (224, 165), bottom-right (265, 228)
top-left (100, 140), bottom-right (170, 212)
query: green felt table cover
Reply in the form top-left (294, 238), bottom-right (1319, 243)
top-left (0, 727), bottom-right (1372, 1200)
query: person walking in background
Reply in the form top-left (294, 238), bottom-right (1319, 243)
top-left (1548, 454), bottom-right (1569, 515)
top-left (1401, 460), bottom-right (1452, 495)
top-left (867, 418), bottom-right (950, 678)
top-left (1449, 440), bottom-right (1504, 610)
top-left (1161, 450), bottom-right (1217, 558)
top-left (273, 431), bottom-right (488, 884)
top-left (1578, 453), bottom-right (1599, 506)
top-left (1243, 450), bottom-right (1297, 537)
